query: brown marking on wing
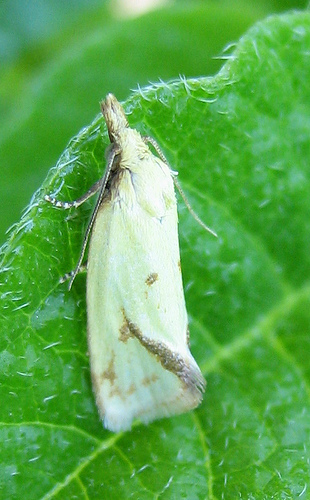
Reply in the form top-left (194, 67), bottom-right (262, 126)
top-left (145, 272), bottom-right (158, 286)
top-left (91, 352), bottom-right (117, 396)
top-left (101, 355), bottom-right (117, 385)
top-left (119, 308), bottom-right (135, 343)
top-left (121, 312), bottom-right (205, 395)
top-left (127, 383), bottom-right (137, 395)
top-left (110, 383), bottom-right (137, 399)
top-left (142, 374), bottom-right (159, 387)
top-left (109, 383), bottom-right (137, 399)
top-left (109, 386), bottom-right (122, 397)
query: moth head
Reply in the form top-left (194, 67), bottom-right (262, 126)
top-left (101, 93), bottom-right (129, 144)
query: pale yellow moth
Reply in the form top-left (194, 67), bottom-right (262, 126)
top-left (46, 94), bottom-right (215, 432)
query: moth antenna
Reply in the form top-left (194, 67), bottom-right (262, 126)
top-left (143, 135), bottom-right (169, 164)
top-left (174, 177), bottom-right (217, 238)
top-left (68, 147), bottom-right (119, 290)
top-left (60, 264), bottom-right (87, 284)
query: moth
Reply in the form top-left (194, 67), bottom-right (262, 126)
top-left (45, 94), bottom-right (216, 432)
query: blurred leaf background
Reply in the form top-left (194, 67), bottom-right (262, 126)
top-left (0, 0), bottom-right (307, 244)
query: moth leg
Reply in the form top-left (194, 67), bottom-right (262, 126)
top-left (46, 146), bottom-right (119, 290)
top-left (44, 179), bottom-right (102, 209)
top-left (143, 136), bottom-right (217, 237)
top-left (173, 177), bottom-right (217, 237)
top-left (60, 263), bottom-right (87, 284)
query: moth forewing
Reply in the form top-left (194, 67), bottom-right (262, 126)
top-left (46, 94), bottom-right (206, 432)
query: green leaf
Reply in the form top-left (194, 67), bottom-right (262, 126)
top-left (1, 9), bottom-right (310, 499)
